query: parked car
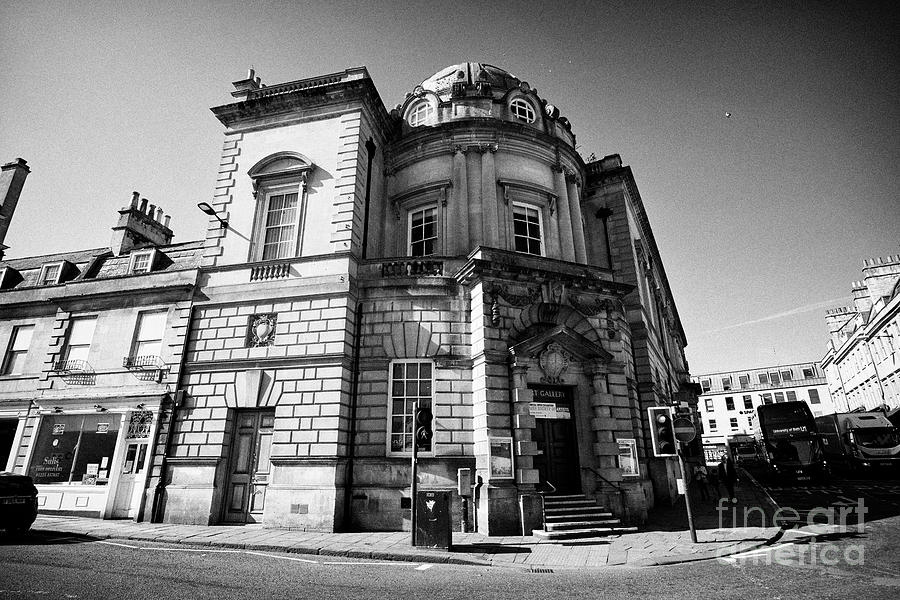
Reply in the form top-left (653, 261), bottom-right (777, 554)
top-left (0, 472), bottom-right (39, 533)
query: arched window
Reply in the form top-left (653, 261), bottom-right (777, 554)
top-left (510, 98), bottom-right (536, 123)
top-left (407, 101), bottom-right (434, 127)
top-left (247, 152), bottom-right (315, 261)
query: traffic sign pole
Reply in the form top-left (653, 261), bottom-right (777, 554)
top-left (410, 400), bottom-right (418, 546)
top-left (677, 444), bottom-right (698, 543)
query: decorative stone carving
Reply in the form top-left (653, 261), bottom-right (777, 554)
top-left (246, 313), bottom-right (277, 347)
top-left (538, 343), bottom-right (571, 384)
top-left (486, 283), bottom-right (541, 308)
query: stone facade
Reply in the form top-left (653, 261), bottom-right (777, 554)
top-left (1, 62), bottom-right (698, 535)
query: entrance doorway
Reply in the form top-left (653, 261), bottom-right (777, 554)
top-left (223, 409), bottom-right (274, 524)
top-left (111, 441), bottom-right (149, 518)
top-left (0, 419), bottom-right (17, 470)
top-left (530, 385), bottom-right (581, 493)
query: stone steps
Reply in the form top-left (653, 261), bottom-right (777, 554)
top-left (534, 493), bottom-right (636, 540)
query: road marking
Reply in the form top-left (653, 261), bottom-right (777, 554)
top-left (245, 550), bottom-right (317, 563)
top-left (416, 564), bottom-right (433, 570)
top-left (137, 546), bottom-right (241, 553)
top-left (97, 541), bottom-right (140, 549)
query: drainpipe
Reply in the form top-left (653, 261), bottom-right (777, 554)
top-left (150, 389), bottom-right (183, 523)
top-left (342, 300), bottom-right (364, 530)
top-left (360, 138), bottom-right (376, 259)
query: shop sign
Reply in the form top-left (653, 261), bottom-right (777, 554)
top-left (529, 402), bottom-right (571, 419)
top-left (96, 423), bottom-right (110, 434)
top-left (52, 424), bottom-right (65, 435)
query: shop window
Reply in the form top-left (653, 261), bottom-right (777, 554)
top-left (725, 397), bottom-right (735, 411)
top-left (389, 361), bottom-right (433, 454)
top-left (2, 324), bottom-right (34, 375)
top-left (408, 205), bottom-right (437, 257)
top-left (61, 317), bottom-right (97, 365)
top-left (28, 413), bottom-right (120, 484)
top-left (512, 202), bottom-right (542, 256)
top-left (809, 389), bottom-right (821, 404)
top-left (743, 395), bottom-right (753, 409)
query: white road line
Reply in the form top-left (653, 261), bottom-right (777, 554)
top-left (415, 564), bottom-right (434, 571)
top-left (244, 550), bottom-right (318, 563)
top-left (97, 541), bottom-right (141, 549)
top-left (321, 561), bottom-right (411, 566)
top-left (137, 546), bottom-right (241, 553)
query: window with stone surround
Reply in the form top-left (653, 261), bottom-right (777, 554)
top-left (808, 389), bottom-right (821, 404)
top-left (512, 203), bottom-right (542, 256)
top-left (2, 324), bottom-right (34, 375)
top-left (130, 311), bottom-right (166, 358)
top-left (407, 101), bottom-right (434, 127)
top-left (129, 250), bottom-right (155, 275)
top-left (509, 98), bottom-right (536, 123)
top-left (408, 205), bottom-right (437, 257)
top-left (39, 263), bottom-right (61, 286)
top-left (725, 397), bottom-right (734, 410)
top-left (388, 360), bottom-right (433, 454)
top-left (61, 317), bottom-right (97, 364)
top-left (247, 152), bottom-right (314, 262)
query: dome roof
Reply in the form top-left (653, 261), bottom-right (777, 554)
top-left (420, 62), bottom-right (523, 101)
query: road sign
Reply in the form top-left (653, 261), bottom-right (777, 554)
top-left (673, 417), bottom-right (696, 443)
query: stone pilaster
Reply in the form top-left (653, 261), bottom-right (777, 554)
top-left (480, 146), bottom-right (500, 248)
top-left (466, 148), bottom-right (483, 248)
top-left (566, 174), bottom-right (587, 263)
top-left (510, 364), bottom-right (539, 487)
top-left (452, 146), bottom-right (470, 254)
top-left (553, 166), bottom-right (575, 261)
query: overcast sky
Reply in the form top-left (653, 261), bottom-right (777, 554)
top-left (1, 1), bottom-right (897, 375)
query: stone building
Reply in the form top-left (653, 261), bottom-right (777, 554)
top-left (2, 62), bottom-right (697, 535)
top-left (0, 186), bottom-right (202, 519)
top-left (823, 255), bottom-right (900, 415)
top-left (693, 362), bottom-right (835, 459)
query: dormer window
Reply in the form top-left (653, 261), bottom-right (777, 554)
top-left (407, 101), bottom-right (434, 127)
top-left (510, 98), bottom-right (536, 123)
top-left (39, 263), bottom-right (62, 286)
top-left (129, 249), bottom-right (155, 275)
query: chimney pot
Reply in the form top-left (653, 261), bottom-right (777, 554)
top-left (255, 76), bottom-right (261, 85)
top-left (163, 215), bottom-right (171, 228)
top-left (130, 191), bottom-right (140, 209)
top-left (248, 67), bottom-right (255, 80)
top-left (148, 204), bottom-right (156, 218)
top-left (139, 198), bottom-right (148, 213)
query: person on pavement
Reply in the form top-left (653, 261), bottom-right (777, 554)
top-left (719, 452), bottom-right (738, 503)
top-left (693, 464), bottom-right (710, 501)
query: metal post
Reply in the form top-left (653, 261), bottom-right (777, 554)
top-left (677, 445), bottom-right (698, 543)
top-left (410, 400), bottom-right (418, 546)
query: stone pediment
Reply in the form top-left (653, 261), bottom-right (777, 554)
top-left (508, 324), bottom-right (612, 364)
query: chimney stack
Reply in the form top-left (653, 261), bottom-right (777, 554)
top-left (0, 158), bottom-right (31, 258)
top-left (110, 191), bottom-right (174, 256)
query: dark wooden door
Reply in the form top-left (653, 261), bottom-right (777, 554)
top-left (533, 418), bottom-right (581, 493)
top-left (224, 410), bottom-right (274, 524)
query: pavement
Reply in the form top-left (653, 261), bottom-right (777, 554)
top-left (24, 474), bottom-right (783, 570)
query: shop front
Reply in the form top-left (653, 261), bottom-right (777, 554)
top-left (26, 400), bottom-right (160, 519)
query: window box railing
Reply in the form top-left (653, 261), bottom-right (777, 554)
top-left (380, 260), bottom-right (444, 278)
top-left (50, 360), bottom-right (95, 385)
top-left (123, 355), bottom-right (168, 383)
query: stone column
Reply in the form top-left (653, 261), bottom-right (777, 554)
top-left (553, 166), bottom-right (575, 261)
top-left (546, 194), bottom-right (561, 258)
top-left (566, 173), bottom-right (587, 263)
top-left (452, 146), bottom-right (470, 254)
top-left (481, 145), bottom-right (500, 248)
top-left (466, 148), bottom-right (483, 248)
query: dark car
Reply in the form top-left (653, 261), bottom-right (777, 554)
top-left (0, 472), bottom-right (39, 532)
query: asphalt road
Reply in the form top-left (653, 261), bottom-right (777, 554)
top-left (1, 523), bottom-right (899, 600)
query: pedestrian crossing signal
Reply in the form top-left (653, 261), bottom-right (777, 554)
top-left (649, 406), bottom-right (677, 457)
top-left (415, 405), bottom-right (433, 450)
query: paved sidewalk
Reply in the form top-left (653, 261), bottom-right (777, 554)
top-left (23, 476), bottom-right (782, 570)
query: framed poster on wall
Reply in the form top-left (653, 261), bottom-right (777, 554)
top-left (617, 438), bottom-right (639, 477)
top-left (489, 437), bottom-right (514, 479)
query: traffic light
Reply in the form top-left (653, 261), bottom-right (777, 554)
top-left (415, 404), bottom-right (433, 450)
top-left (648, 406), bottom-right (677, 457)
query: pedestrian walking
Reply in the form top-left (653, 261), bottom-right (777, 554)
top-left (708, 464), bottom-right (721, 498)
top-left (693, 464), bottom-right (710, 501)
top-left (719, 452), bottom-right (738, 503)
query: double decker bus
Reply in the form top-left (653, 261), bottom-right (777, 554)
top-left (726, 433), bottom-right (762, 466)
top-left (757, 401), bottom-right (827, 482)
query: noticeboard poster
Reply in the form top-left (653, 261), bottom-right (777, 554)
top-left (617, 438), bottom-right (639, 477)
top-left (489, 437), bottom-right (514, 479)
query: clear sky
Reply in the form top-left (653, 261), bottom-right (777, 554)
top-left (1, 1), bottom-right (897, 375)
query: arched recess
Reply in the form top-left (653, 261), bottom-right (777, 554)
top-left (508, 302), bottom-right (602, 348)
top-left (247, 151), bottom-right (315, 198)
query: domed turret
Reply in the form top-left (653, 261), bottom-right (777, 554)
top-left (420, 63), bottom-right (523, 102)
